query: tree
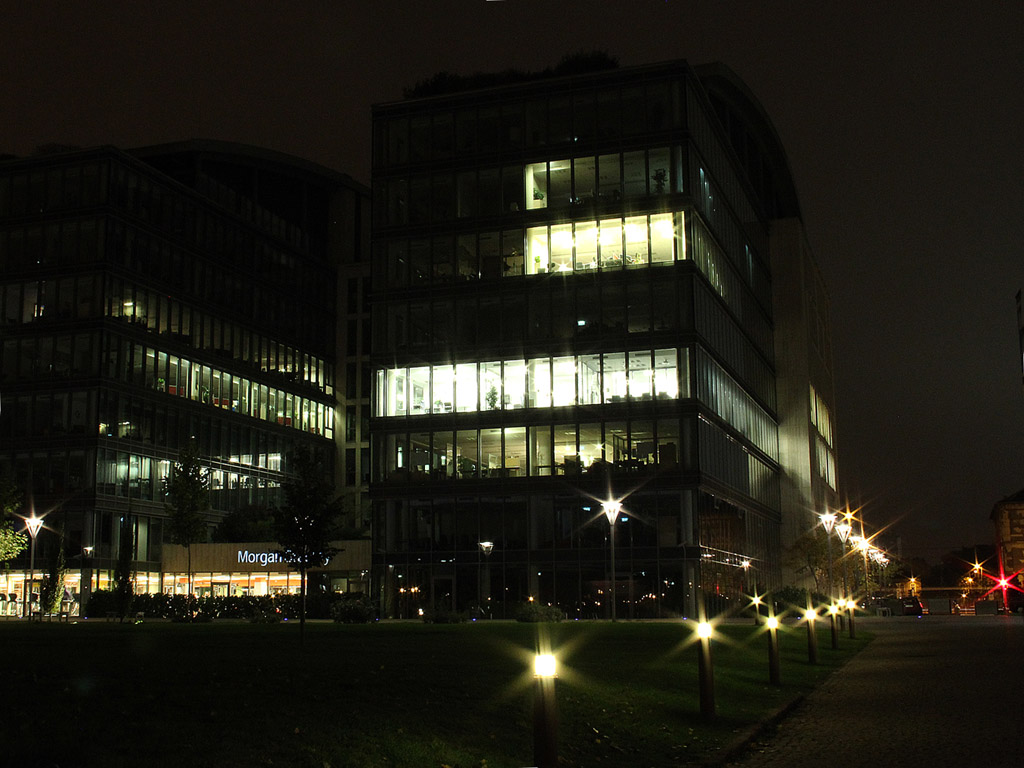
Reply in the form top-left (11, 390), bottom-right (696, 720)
top-left (0, 475), bottom-right (27, 565)
top-left (784, 528), bottom-right (831, 593)
top-left (212, 504), bottom-right (275, 543)
top-left (273, 449), bottom-right (342, 643)
top-left (164, 441), bottom-right (209, 601)
top-left (111, 512), bottom-right (135, 622)
top-left (39, 526), bottom-right (68, 615)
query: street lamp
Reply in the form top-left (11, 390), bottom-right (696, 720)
top-left (836, 520), bottom-right (852, 629)
top-left (820, 511), bottom-right (836, 601)
top-left (533, 654), bottom-right (558, 768)
top-left (828, 603), bottom-right (840, 649)
top-left (81, 545), bottom-right (94, 617)
top-left (478, 541), bottom-right (494, 618)
top-left (23, 514), bottom-right (43, 618)
top-left (601, 501), bottom-right (622, 621)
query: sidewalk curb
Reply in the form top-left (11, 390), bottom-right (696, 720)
top-left (701, 694), bottom-right (807, 766)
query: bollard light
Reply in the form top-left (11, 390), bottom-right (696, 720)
top-left (533, 653), bottom-right (558, 768)
top-left (766, 615), bottom-right (781, 685)
top-left (695, 621), bottom-right (715, 719)
top-left (534, 654), bottom-right (556, 678)
top-left (804, 608), bottom-right (819, 664)
top-left (751, 594), bottom-right (762, 626)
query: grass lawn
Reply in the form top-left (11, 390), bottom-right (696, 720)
top-left (0, 618), bottom-right (870, 768)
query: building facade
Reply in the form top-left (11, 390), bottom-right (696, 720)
top-left (0, 141), bottom-right (369, 613)
top-left (369, 60), bottom-right (840, 619)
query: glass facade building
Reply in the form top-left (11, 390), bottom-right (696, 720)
top-left (0, 141), bottom-right (369, 614)
top-left (370, 60), bottom-right (839, 619)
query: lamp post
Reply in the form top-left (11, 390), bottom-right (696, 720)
top-left (23, 514), bottom-right (43, 618)
top-left (478, 540), bottom-right (494, 618)
top-left (81, 545), bottom-right (94, 617)
top-left (836, 520), bottom-right (852, 630)
top-left (850, 535), bottom-right (872, 640)
top-left (533, 654), bottom-right (558, 768)
top-left (601, 501), bottom-right (621, 621)
top-left (820, 512), bottom-right (836, 601)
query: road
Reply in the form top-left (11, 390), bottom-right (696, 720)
top-left (723, 615), bottom-right (1024, 768)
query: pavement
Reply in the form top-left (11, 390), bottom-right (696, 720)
top-left (720, 615), bottom-right (1024, 768)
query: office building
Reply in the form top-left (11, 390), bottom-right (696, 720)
top-left (0, 141), bottom-right (370, 612)
top-left (369, 59), bottom-right (840, 618)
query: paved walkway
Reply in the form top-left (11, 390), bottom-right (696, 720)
top-left (723, 615), bottom-right (1024, 768)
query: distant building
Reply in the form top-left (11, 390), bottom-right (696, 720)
top-left (992, 490), bottom-right (1024, 585)
top-left (0, 141), bottom-right (369, 613)
top-left (1016, 290), bottom-right (1024, 390)
top-left (369, 59), bottom-right (840, 619)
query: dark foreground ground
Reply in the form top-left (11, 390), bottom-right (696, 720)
top-left (0, 617), bottom-right (867, 768)
top-left (726, 615), bottom-right (1024, 768)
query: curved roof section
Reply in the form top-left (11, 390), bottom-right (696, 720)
top-left (694, 63), bottom-right (802, 221)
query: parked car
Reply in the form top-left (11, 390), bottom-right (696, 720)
top-left (901, 597), bottom-right (923, 616)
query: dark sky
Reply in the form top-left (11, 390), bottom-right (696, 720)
top-left (4, 1), bottom-right (1023, 562)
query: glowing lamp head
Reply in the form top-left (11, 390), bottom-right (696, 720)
top-left (751, 595), bottom-right (762, 606)
top-left (478, 541), bottom-right (494, 556)
top-left (820, 512), bottom-right (837, 533)
top-left (836, 523), bottom-right (852, 544)
top-left (829, 604), bottom-right (839, 615)
top-left (25, 514), bottom-right (43, 538)
top-left (534, 654), bottom-right (557, 678)
top-left (601, 500), bottom-right (622, 525)
top-left (697, 621), bottom-right (713, 639)
top-left (766, 616), bottom-right (779, 630)
top-left (741, 559), bottom-right (751, 570)
top-left (804, 608), bottom-right (816, 621)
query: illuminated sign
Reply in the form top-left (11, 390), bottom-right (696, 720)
top-left (237, 550), bottom-right (285, 567)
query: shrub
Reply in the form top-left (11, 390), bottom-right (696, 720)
top-left (423, 608), bottom-right (467, 624)
top-left (514, 602), bottom-right (563, 623)
top-left (86, 591), bottom-right (361, 622)
top-left (772, 586), bottom-right (831, 613)
top-left (249, 606), bottom-right (282, 623)
top-left (83, 589), bottom-right (115, 618)
top-left (330, 594), bottom-right (375, 624)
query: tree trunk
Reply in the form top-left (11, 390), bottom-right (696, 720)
top-left (300, 566), bottom-right (306, 646)
top-left (187, 544), bottom-right (193, 621)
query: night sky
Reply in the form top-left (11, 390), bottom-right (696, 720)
top-left (4, 2), bottom-right (1022, 562)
